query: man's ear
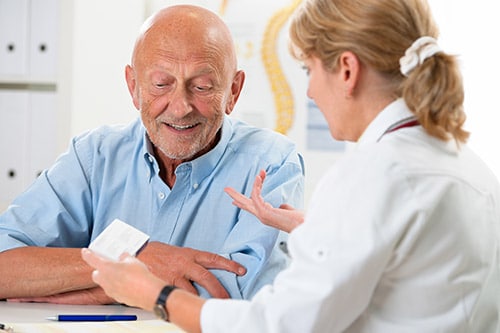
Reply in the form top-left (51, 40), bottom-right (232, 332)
top-left (225, 70), bottom-right (245, 115)
top-left (339, 51), bottom-right (360, 98)
top-left (125, 65), bottom-right (140, 110)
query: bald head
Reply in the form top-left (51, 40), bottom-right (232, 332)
top-left (132, 5), bottom-right (237, 74)
top-left (124, 4), bottom-right (246, 164)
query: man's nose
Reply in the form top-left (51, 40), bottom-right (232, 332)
top-left (169, 87), bottom-right (192, 117)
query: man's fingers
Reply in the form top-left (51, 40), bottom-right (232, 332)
top-left (184, 265), bottom-right (230, 299)
top-left (196, 252), bottom-right (246, 276)
top-left (173, 278), bottom-right (199, 296)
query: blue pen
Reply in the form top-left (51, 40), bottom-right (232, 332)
top-left (46, 314), bottom-right (137, 322)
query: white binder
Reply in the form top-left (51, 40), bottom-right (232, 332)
top-left (0, 90), bottom-right (29, 203)
top-left (27, 91), bottom-right (58, 184)
top-left (0, 0), bottom-right (30, 78)
top-left (29, 0), bottom-right (59, 80)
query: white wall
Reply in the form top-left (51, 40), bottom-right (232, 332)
top-left (428, 1), bottom-right (500, 181)
top-left (65, 0), bottom-right (145, 137)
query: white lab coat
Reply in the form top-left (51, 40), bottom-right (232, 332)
top-left (201, 99), bottom-right (500, 333)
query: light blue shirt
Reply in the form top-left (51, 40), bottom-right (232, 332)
top-left (0, 115), bottom-right (304, 299)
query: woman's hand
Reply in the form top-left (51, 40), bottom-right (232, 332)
top-left (224, 170), bottom-right (304, 233)
top-left (81, 248), bottom-right (165, 311)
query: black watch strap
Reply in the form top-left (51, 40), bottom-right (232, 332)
top-left (154, 285), bottom-right (177, 321)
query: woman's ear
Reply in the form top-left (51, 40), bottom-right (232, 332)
top-left (225, 70), bottom-right (246, 115)
top-left (338, 51), bottom-right (360, 98)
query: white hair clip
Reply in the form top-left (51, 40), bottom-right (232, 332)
top-left (399, 36), bottom-right (442, 76)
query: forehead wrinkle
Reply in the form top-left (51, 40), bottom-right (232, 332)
top-left (144, 47), bottom-right (221, 77)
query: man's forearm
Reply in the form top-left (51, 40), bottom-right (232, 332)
top-left (0, 246), bottom-right (94, 299)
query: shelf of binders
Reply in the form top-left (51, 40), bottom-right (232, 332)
top-left (0, 0), bottom-right (60, 206)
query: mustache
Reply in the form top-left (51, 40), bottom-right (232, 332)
top-left (155, 115), bottom-right (205, 128)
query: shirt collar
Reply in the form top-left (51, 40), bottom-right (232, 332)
top-left (357, 98), bottom-right (416, 146)
top-left (356, 98), bottom-right (460, 155)
top-left (187, 115), bottom-right (233, 184)
top-left (141, 116), bottom-right (233, 185)
top-left (142, 127), bottom-right (157, 181)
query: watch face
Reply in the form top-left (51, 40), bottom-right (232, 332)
top-left (154, 304), bottom-right (167, 321)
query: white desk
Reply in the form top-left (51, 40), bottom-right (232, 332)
top-left (0, 301), bottom-right (185, 332)
top-left (0, 301), bottom-right (155, 323)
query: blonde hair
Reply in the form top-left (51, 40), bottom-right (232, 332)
top-left (289, 0), bottom-right (469, 143)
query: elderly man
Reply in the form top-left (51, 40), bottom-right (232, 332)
top-left (0, 5), bottom-right (304, 304)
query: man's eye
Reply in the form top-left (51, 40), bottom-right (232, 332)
top-left (193, 85), bottom-right (211, 92)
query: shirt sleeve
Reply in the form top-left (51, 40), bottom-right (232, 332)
top-left (198, 153), bottom-right (305, 300)
top-left (0, 136), bottom-right (94, 251)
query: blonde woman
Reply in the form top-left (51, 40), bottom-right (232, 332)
top-left (83, 0), bottom-right (500, 332)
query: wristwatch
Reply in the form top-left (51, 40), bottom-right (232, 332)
top-left (153, 285), bottom-right (177, 321)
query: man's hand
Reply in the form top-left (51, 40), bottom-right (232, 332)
top-left (8, 287), bottom-right (114, 305)
top-left (225, 169), bottom-right (305, 233)
top-left (137, 242), bottom-right (246, 298)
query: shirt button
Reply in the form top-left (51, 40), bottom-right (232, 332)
top-left (158, 192), bottom-right (165, 200)
top-left (193, 183), bottom-right (199, 189)
top-left (148, 156), bottom-right (154, 163)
